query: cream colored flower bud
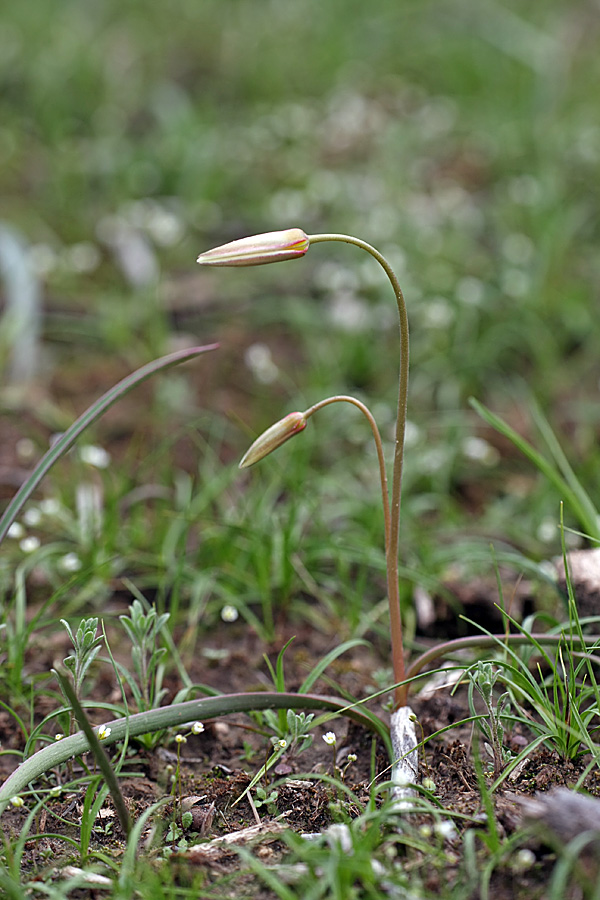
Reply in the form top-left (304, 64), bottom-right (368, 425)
top-left (239, 412), bottom-right (307, 468)
top-left (197, 228), bottom-right (309, 267)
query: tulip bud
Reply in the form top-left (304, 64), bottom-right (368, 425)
top-left (197, 228), bottom-right (309, 267)
top-left (239, 411), bottom-right (307, 468)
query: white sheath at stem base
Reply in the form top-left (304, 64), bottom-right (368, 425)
top-left (390, 705), bottom-right (419, 806)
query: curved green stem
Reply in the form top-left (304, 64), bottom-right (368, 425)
top-left (304, 395), bottom-right (391, 552)
top-left (308, 234), bottom-right (409, 707)
top-left (404, 633), bottom-right (600, 696)
top-left (0, 691), bottom-right (390, 815)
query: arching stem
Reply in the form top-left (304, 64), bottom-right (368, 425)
top-left (405, 632), bottom-right (600, 692)
top-left (304, 395), bottom-right (391, 552)
top-left (308, 234), bottom-right (409, 708)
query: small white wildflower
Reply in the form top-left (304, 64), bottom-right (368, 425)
top-left (15, 437), bottom-right (36, 462)
top-left (244, 343), bottom-right (279, 385)
top-left (20, 536), bottom-right (40, 553)
top-left (346, 753), bottom-right (357, 763)
top-left (434, 819), bottom-right (457, 841)
top-left (420, 447), bottom-right (447, 474)
top-left (191, 722), bottom-right (205, 735)
top-left (462, 436), bottom-right (499, 466)
top-left (23, 507), bottom-right (42, 527)
top-left (64, 241), bottom-right (101, 273)
top-left (322, 732), bottom-right (336, 746)
top-left (403, 420), bottom-right (421, 448)
top-left (10, 796), bottom-right (24, 808)
top-left (49, 786), bottom-right (62, 797)
top-left (55, 733), bottom-right (64, 741)
top-left (39, 498), bottom-right (61, 516)
top-left (80, 445), bottom-right (111, 469)
top-left (145, 208), bottom-right (184, 247)
top-left (513, 848), bottom-right (536, 871)
top-left (456, 276), bottom-right (484, 306)
top-left (327, 292), bottom-right (370, 333)
top-left (28, 243), bottom-right (58, 276)
top-left (76, 482), bottom-right (103, 541)
top-left (537, 519), bottom-right (557, 543)
top-left (507, 175), bottom-right (541, 206)
top-left (422, 777), bottom-right (436, 792)
top-left (220, 604), bottom-right (239, 623)
top-left (7, 522), bottom-right (24, 539)
top-left (174, 734), bottom-right (187, 744)
top-left (58, 552), bottom-right (82, 573)
top-left (423, 298), bottom-right (454, 329)
top-left (277, 739), bottom-right (288, 749)
top-left (96, 725), bottom-right (111, 740)
top-left (502, 233), bottom-right (534, 266)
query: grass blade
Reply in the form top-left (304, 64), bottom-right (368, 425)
top-left (299, 638), bottom-right (370, 693)
top-left (0, 689), bottom-right (390, 813)
top-left (0, 344), bottom-right (218, 545)
top-left (530, 398), bottom-right (600, 540)
top-left (54, 668), bottom-right (131, 838)
top-left (469, 397), bottom-right (599, 538)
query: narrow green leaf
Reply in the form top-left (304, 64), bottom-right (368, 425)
top-left (530, 399), bottom-right (600, 539)
top-left (299, 638), bottom-right (370, 693)
top-left (469, 397), bottom-right (598, 538)
top-left (0, 690), bottom-right (389, 814)
top-left (275, 636), bottom-right (295, 693)
top-left (0, 344), bottom-right (218, 545)
top-left (54, 668), bottom-right (131, 838)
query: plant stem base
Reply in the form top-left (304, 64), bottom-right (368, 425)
top-left (390, 705), bottom-right (418, 806)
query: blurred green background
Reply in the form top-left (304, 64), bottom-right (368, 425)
top-left (1, 0), bottom-right (599, 637)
